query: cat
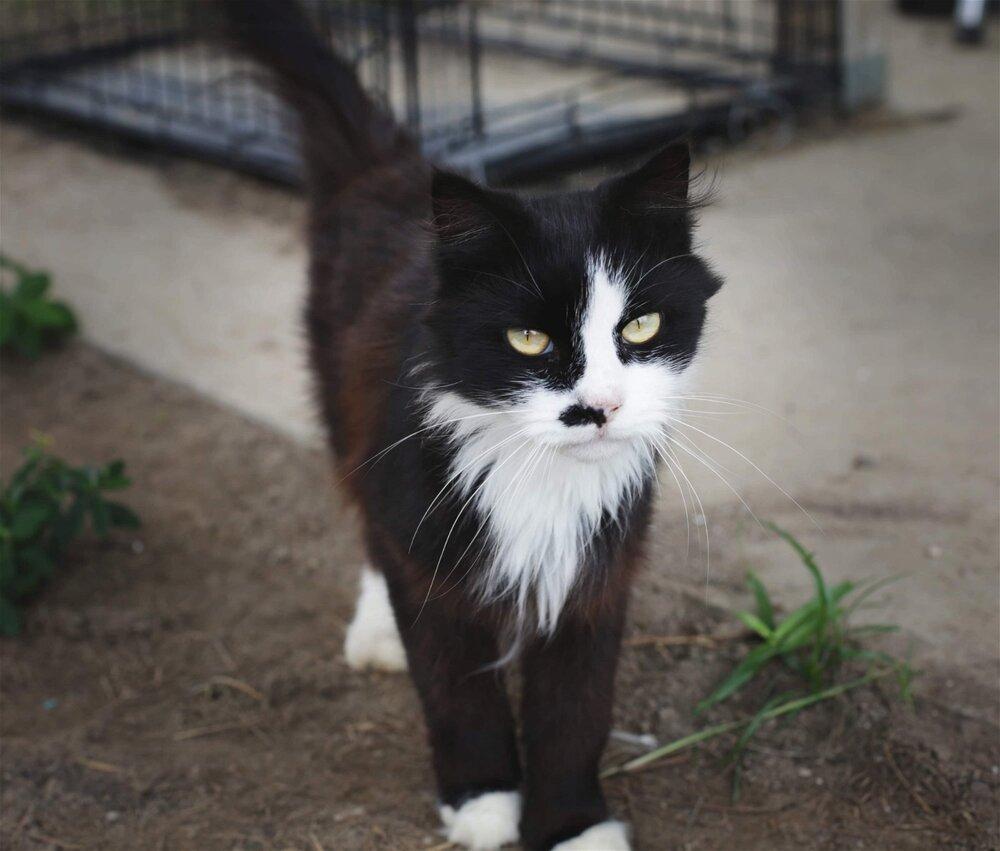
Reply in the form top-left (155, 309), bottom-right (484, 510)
top-left (229, 3), bottom-right (723, 849)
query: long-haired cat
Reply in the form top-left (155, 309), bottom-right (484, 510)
top-left (230, 4), bottom-right (723, 848)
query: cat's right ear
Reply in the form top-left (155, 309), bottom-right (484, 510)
top-left (431, 169), bottom-right (525, 246)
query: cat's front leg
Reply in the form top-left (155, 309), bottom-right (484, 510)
top-left (519, 589), bottom-right (632, 851)
top-left (379, 563), bottom-right (523, 849)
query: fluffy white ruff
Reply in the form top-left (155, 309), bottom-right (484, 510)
top-left (344, 568), bottom-right (407, 672)
top-left (552, 820), bottom-right (631, 850)
top-left (439, 790), bottom-right (521, 850)
top-left (422, 256), bottom-right (687, 635)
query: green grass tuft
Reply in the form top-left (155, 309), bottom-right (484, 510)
top-left (0, 437), bottom-right (140, 635)
top-left (604, 523), bottom-right (914, 788)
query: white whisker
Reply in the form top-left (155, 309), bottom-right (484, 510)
top-left (669, 418), bottom-right (820, 531)
top-left (433, 439), bottom-right (545, 601)
top-left (409, 427), bottom-right (530, 551)
top-left (416, 437), bottom-right (534, 620)
top-left (651, 438), bottom-right (691, 566)
top-left (660, 427), bottom-right (765, 533)
top-left (337, 408), bottom-right (527, 485)
top-left (651, 435), bottom-right (710, 594)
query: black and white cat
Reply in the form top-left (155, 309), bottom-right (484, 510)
top-left (231, 4), bottom-right (723, 849)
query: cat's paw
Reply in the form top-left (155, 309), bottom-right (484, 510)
top-left (552, 820), bottom-right (631, 850)
top-left (439, 790), bottom-right (521, 850)
top-left (344, 568), bottom-right (408, 672)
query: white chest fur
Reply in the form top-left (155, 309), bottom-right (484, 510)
top-left (424, 393), bottom-right (653, 634)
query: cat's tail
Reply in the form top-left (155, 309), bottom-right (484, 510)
top-left (221, 0), bottom-right (416, 191)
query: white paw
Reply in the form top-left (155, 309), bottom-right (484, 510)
top-left (344, 568), bottom-right (408, 672)
top-left (439, 790), bottom-right (521, 850)
top-left (552, 820), bottom-right (631, 850)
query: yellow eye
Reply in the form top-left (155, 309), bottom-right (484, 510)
top-left (506, 328), bottom-right (551, 356)
top-left (621, 312), bottom-right (661, 345)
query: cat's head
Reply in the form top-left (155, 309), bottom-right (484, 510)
top-left (425, 144), bottom-right (723, 464)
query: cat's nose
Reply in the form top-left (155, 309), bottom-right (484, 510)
top-left (582, 394), bottom-right (623, 418)
top-left (559, 395), bottom-right (623, 428)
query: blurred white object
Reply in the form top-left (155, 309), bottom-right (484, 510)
top-left (955, 0), bottom-right (987, 43)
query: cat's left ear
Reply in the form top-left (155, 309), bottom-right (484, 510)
top-left (604, 142), bottom-right (692, 217)
top-left (431, 168), bottom-right (526, 245)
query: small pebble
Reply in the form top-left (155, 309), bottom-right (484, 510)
top-left (131, 540), bottom-right (144, 555)
top-left (105, 811), bottom-right (120, 823)
top-left (797, 767), bottom-right (812, 778)
top-left (852, 453), bottom-right (876, 470)
top-left (925, 544), bottom-right (943, 559)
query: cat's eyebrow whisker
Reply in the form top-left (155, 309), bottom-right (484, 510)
top-left (492, 218), bottom-right (543, 299)
top-left (668, 418), bottom-right (821, 532)
top-left (622, 244), bottom-right (650, 287)
top-left (630, 252), bottom-right (698, 293)
top-left (452, 266), bottom-right (538, 299)
top-left (409, 427), bottom-right (530, 551)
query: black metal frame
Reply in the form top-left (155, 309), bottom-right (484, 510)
top-left (0, 1), bottom-right (841, 185)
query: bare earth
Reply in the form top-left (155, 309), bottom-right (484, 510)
top-left (1, 345), bottom-right (997, 850)
top-left (1, 11), bottom-right (998, 851)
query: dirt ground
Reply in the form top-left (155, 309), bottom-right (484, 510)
top-left (2, 344), bottom-right (997, 851)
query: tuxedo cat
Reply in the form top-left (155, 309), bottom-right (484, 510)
top-left (230, 4), bottom-right (722, 848)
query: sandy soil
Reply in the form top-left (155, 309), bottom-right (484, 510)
top-left (2, 344), bottom-right (997, 851)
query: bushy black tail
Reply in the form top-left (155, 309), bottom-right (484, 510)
top-left (221, 0), bottom-right (415, 190)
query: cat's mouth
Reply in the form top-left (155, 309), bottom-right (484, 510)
top-left (560, 432), bottom-right (631, 462)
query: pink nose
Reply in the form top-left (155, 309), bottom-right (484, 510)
top-left (582, 395), bottom-right (623, 419)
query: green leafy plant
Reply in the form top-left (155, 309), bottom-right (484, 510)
top-left (604, 523), bottom-right (913, 790)
top-left (695, 522), bottom-right (909, 715)
top-left (0, 439), bottom-right (140, 635)
top-left (0, 255), bottom-right (78, 358)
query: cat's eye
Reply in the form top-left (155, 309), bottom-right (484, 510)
top-left (506, 328), bottom-right (552, 356)
top-left (620, 312), bottom-right (661, 345)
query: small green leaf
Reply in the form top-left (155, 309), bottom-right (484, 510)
top-left (43, 301), bottom-right (77, 332)
top-left (98, 460), bottom-right (131, 491)
top-left (746, 571), bottom-right (775, 629)
top-left (9, 501), bottom-right (53, 541)
top-left (51, 497), bottom-right (86, 553)
top-left (14, 271), bottom-right (50, 301)
top-left (735, 610), bottom-right (772, 640)
top-left (89, 496), bottom-right (110, 538)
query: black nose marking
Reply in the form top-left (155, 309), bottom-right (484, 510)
top-left (560, 404), bottom-right (607, 428)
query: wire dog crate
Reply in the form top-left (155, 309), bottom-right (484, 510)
top-left (0, 1), bottom-right (843, 184)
